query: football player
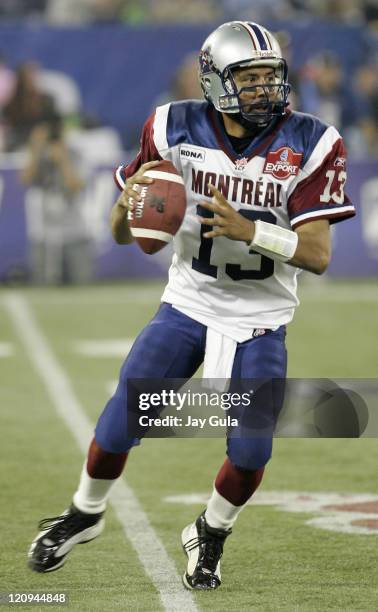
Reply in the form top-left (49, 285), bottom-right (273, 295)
top-left (28, 21), bottom-right (355, 589)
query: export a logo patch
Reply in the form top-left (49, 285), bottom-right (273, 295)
top-left (263, 147), bottom-right (303, 180)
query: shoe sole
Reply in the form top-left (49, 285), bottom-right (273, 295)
top-left (182, 572), bottom-right (193, 590)
top-left (28, 518), bottom-right (105, 573)
top-left (181, 523), bottom-right (196, 562)
top-left (181, 524), bottom-right (195, 590)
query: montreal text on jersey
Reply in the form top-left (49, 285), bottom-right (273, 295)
top-left (192, 169), bottom-right (283, 207)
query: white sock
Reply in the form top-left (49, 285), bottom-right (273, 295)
top-left (205, 487), bottom-right (246, 531)
top-left (72, 462), bottom-right (117, 514)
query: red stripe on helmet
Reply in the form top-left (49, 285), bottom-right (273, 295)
top-left (235, 21), bottom-right (257, 51)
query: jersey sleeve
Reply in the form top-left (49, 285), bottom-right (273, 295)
top-left (113, 111), bottom-right (163, 191)
top-left (288, 131), bottom-right (356, 229)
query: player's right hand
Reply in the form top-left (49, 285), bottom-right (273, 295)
top-left (119, 160), bottom-right (161, 210)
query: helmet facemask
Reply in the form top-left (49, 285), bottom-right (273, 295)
top-left (219, 60), bottom-right (290, 126)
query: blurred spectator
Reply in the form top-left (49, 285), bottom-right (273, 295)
top-left (364, 0), bottom-right (378, 25)
top-left (46, 0), bottom-right (127, 24)
top-left (345, 61), bottom-right (378, 158)
top-left (0, 0), bottom-right (375, 27)
top-left (0, 54), bottom-right (15, 150)
top-left (37, 69), bottom-right (83, 117)
top-left (0, 54), bottom-right (15, 109)
top-left (274, 30), bottom-right (299, 110)
top-left (298, 52), bottom-right (347, 130)
top-left (307, 0), bottom-right (366, 23)
top-left (221, 0), bottom-right (296, 22)
top-left (119, 1), bottom-right (148, 24)
top-left (45, 0), bottom-right (91, 23)
top-left (21, 116), bottom-right (93, 285)
top-left (298, 51), bottom-right (378, 159)
top-left (2, 62), bottom-right (57, 151)
top-left (147, 0), bottom-right (220, 23)
top-left (354, 62), bottom-right (378, 126)
top-left (86, 0), bottom-right (126, 22)
top-left (154, 52), bottom-right (203, 107)
top-left (0, 0), bottom-right (47, 20)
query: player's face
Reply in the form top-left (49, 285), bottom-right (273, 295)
top-left (232, 66), bottom-right (280, 114)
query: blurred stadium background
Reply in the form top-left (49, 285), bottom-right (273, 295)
top-left (0, 0), bottom-right (377, 282)
top-left (0, 2), bottom-right (378, 611)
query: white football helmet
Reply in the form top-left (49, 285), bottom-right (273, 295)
top-left (199, 21), bottom-right (290, 125)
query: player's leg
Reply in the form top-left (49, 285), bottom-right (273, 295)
top-left (182, 327), bottom-right (287, 590)
top-left (29, 304), bottom-right (206, 572)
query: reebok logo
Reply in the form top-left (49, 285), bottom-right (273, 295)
top-left (180, 146), bottom-right (206, 163)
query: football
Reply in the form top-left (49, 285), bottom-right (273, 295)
top-left (128, 160), bottom-right (187, 254)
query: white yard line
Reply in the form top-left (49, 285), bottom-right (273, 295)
top-left (3, 293), bottom-right (198, 612)
top-left (14, 286), bottom-right (165, 305)
top-left (0, 341), bottom-right (14, 357)
top-left (73, 339), bottom-right (134, 358)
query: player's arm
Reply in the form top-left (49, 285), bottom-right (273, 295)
top-left (110, 192), bottom-right (135, 245)
top-left (236, 213), bottom-right (331, 275)
top-left (232, 214), bottom-right (331, 275)
top-left (111, 110), bottom-right (163, 244)
top-left (289, 220), bottom-right (331, 274)
top-left (111, 160), bottom-right (161, 244)
top-left (21, 124), bottom-right (50, 185)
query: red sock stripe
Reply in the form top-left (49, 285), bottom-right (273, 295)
top-left (215, 457), bottom-right (265, 506)
top-left (86, 438), bottom-right (128, 479)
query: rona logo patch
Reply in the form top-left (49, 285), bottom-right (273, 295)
top-left (263, 147), bottom-right (303, 180)
top-left (180, 146), bottom-right (206, 163)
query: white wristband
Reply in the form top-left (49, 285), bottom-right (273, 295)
top-left (250, 220), bottom-right (298, 262)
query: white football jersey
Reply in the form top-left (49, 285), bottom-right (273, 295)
top-left (115, 101), bottom-right (355, 342)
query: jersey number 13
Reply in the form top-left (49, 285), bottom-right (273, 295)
top-left (192, 207), bottom-right (276, 281)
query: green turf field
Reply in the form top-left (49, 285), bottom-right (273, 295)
top-left (1, 279), bottom-right (377, 611)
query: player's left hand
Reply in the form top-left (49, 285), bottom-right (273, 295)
top-left (199, 184), bottom-right (254, 244)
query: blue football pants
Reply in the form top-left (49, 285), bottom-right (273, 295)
top-left (95, 303), bottom-right (287, 469)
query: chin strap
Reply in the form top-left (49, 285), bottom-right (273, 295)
top-left (217, 110), bottom-right (270, 136)
top-left (232, 111), bottom-right (270, 131)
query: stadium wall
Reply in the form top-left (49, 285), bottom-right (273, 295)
top-left (0, 158), bottom-right (376, 281)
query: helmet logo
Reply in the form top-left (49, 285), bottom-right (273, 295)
top-left (199, 48), bottom-right (213, 75)
top-left (263, 147), bottom-right (303, 180)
